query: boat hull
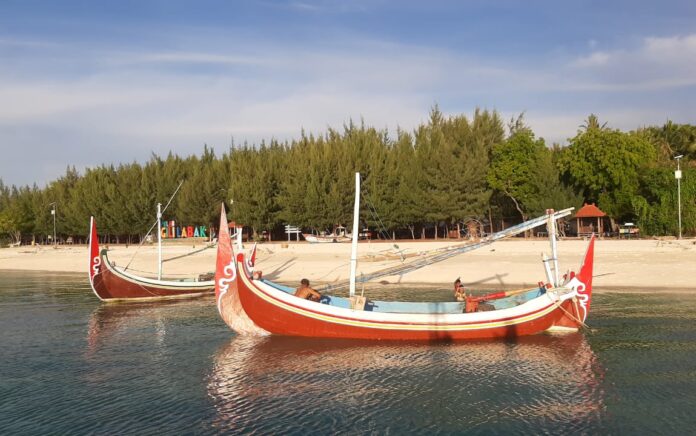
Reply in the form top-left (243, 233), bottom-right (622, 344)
top-left (232, 257), bottom-right (582, 341)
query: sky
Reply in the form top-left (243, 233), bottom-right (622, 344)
top-left (1, 0), bottom-right (695, 186)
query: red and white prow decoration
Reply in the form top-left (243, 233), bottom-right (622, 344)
top-left (88, 216), bottom-right (104, 300)
top-left (547, 235), bottom-right (595, 332)
top-left (214, 204), bottom-right (268, 336)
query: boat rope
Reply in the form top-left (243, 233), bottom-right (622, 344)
top-left (363, 196), bottom-right (392, 241)
top-left (109, 265), bottom-right (201, 277)
top-left (314, 260), bottom-right (353, 281)
top-left (161, 242), bottom-right (216, 263)
top-left (123, 180), bottom-right (185, 271)
top-left (317, 208), bottom-right (574, 293)
top-left (552, 296), bottom-right (590, 330)
top-left (109, 256), bottom-right (193, 298)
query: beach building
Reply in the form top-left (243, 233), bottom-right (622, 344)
top-left (573, 203), bottom-right (609, 237)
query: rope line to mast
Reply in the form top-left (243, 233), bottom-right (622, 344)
top-left (361, 183), bottom-right (393, 241)
top-left (161, 243), bottom-right (216, 263)
top-left (124, 180), bottom-right (185, 271)
top-left (551, 296), bottom-right (590, 330)
top-left (317, 208), bottom-right (573, 292)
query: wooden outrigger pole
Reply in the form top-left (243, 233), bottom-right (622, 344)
top-left (318, 207), bottom-right (575, 293)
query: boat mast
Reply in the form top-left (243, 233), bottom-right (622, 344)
top-left (157, 202), bottom-right (163, 280)
top-left (349, 172), bottom-right (360, 298)
top-left (541, 253), bottom-right (554, 285)
top-left (236, 225), bottom-right (243, 252)
top-left (546, 209), bottom-right (560, 286)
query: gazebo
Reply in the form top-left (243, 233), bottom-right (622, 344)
top-left (574, 203), bottom-right (607, 237)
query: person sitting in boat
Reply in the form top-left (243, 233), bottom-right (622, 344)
top-left (453, 278), bottom-right (467, 302)
top-left (295, 278), bottom-right (322, 302)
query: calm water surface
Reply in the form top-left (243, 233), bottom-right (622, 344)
top-left (1, 271), bottom-right (695, 434)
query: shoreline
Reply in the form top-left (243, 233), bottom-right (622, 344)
top-left (1, 238), bottom-right (694, 292)
top-left (1, 268), bottom-right (693, 293)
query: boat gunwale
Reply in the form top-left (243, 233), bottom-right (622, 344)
top-left (100, 249), bottom-right (214, 290)
top-left (236, 254), bottom-right (575, 327)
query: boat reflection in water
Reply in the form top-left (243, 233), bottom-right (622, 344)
top-left (85, 298), bottom-right (212, 357)
top-left (207, 333), bottom-right (606, 433)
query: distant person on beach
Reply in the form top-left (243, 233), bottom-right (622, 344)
top-left (295, 278), bottom-right (322, 302)
top-left (453, 278), bottom-right (466, 302)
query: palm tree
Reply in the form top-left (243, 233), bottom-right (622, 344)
top-left (579, 114), bottom-right (608, 132)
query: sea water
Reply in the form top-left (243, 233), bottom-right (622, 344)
top-left (0, 271), bottom-right (694, 434)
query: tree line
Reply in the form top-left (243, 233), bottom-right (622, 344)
top-left (0, 108), bottom-right (694, 245)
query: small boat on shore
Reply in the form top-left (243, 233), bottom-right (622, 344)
top-left (302, 226), bottom-right (351, 243)
top-left (88, 216), bottom-right (216, 301)
top-left (214, 174), bottom-right (595, 340)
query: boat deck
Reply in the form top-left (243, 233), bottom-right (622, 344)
top-left (260, 279), bottom-right (544, 314)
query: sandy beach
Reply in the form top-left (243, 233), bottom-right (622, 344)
top-left (1, 238), bottom-right (694, 292)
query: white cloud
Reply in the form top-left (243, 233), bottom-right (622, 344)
top-left (523, 109), bottom-right (685, 145)
top-left (125, 51), bottom-right (269, 66)
top-left (290, 2), bottom-right (321, 11)
top-left (1, 31), bottom-right (696, 185)
top-left (571, 51), bottom-right (610, 68)
top-left (644, 34), bottom-right (696, 55)
top-left (568, 33), bottom-right (696, 90)
top-left (0, 37), bottom-right (63, 48)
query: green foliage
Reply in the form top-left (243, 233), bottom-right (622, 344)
top-left (489, 129), bottom-right (580, 221)
top-left (632, 167), bottom-right (696, 236)
top-left (415, 107), bottom-right (501, 226)
top-left (177, 145), bottom-right (229, 227)
top-left (560, 122), bottom-right (656, 220)
top-left (230, 141), bottom-right (284, 237)
top-left (641, 121), bottom-right (696, 162)
top-left (1, 114), bottom-right (694, 241)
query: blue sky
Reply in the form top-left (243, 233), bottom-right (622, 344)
top-left (1, 0), bottom-right (695, 186)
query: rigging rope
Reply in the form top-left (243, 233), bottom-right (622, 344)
top-left (123, 180), bottom-right (185, 271)
top-left (553, 296), bottom-right (590, 330)
top-left (317, 208), bottom-right (574, 293)
top-left (161, 242), bottom-right (216, 263)
top-left (360, 182), bottom-right (393, 241)
top-left (112, 265), bottom-right (205, 277)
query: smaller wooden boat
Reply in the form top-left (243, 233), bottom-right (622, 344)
top-left (88, 216), bottom-right (215, 301)
top-left (302, 234), bottom-right (350, 243)
top-left (303, 225), bottom-right (351, 243)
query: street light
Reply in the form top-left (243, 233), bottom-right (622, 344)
top-left (49, 202), bottom-right (57, 247)
top-left (675, 155), bottom-right (683, 239)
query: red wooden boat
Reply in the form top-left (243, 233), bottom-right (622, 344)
top-left (88, 216), bottom-right (215, 301)
top-left (214, 204), bottom-right (595, 341)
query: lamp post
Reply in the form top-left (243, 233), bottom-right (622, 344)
top-left (49, 202), bottom-right (57, 247)
top-left (675, 155), bottom-right (683, 240)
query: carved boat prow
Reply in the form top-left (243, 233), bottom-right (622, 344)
top-left (214, 205), bottom-right (268, 335)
